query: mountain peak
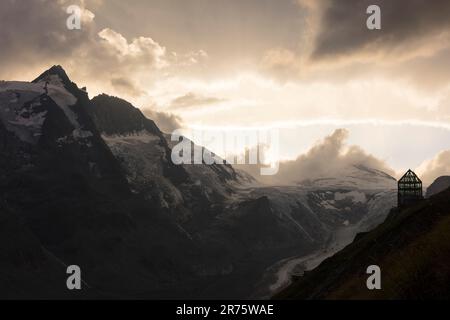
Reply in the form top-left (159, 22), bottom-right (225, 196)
top-left (89, 94), bottom-right (162, 136)
top-left (32, 65), bottom-right (72, 86)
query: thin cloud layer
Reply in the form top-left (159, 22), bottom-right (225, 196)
top-left (111, 77), bottom-right (145, 97)
top-left (170, 92), bottom-right (225, 110)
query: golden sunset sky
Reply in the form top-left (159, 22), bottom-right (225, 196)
top-left (1, 0), bottom-right (450, 184)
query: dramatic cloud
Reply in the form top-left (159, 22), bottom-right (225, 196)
top-left (1, 0), bottom-right (448, 174)
top-left (0, 0), bottom-right (207, 102)
top-left (417, 150), bottom-right (450, 186)
top-left (299, 0), bottom-right (450, 62)
top-left (237, 129), bottom-right (395, 185)
top-left (261, 0), bottom-right (450, 88)
top-left (97, 28), bottom-right (168, 69)
top-left (0, 0), bottom-right (96, 78)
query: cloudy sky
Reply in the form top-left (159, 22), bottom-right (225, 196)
top-left (1, 0), bottom-right (450, 184)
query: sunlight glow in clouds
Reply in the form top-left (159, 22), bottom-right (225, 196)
top-left (1, 0), bottom-right (449, 182)
top-left (146, 75), bottom-right (447, 126)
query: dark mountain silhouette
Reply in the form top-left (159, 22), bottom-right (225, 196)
top-left (89, 94), bottom-right (162, 136)
top-left (426, 176), bottom-right (450, 198)
top-left (0, 66), bottom-right (207, 299)
top-left (0, 66), bottom-right (398, 299)
top-left (275, 186), bottom-right (450, 299)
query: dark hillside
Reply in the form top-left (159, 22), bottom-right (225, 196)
top-left (276, 187), bottom-right (450, 299)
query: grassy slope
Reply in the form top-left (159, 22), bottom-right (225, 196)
top-left (275, 188), bottom-right (450, 300)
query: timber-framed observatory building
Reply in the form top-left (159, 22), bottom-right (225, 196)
top-left (398, 169), bottom-right (423, 207)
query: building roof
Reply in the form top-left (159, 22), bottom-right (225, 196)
top-left (399, 169), bottom-right (422, 183)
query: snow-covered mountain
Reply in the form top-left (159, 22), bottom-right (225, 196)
top-left (0, 66), bottom-right (201, 298)
top-left (297, 165), bottom-right (397, 191)
top-left (235, 172), bottom-right (396, 298)
top-left (0, 75), bottom-right (91, 144)
top-left (0, 66), bottom-right (397, 299)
